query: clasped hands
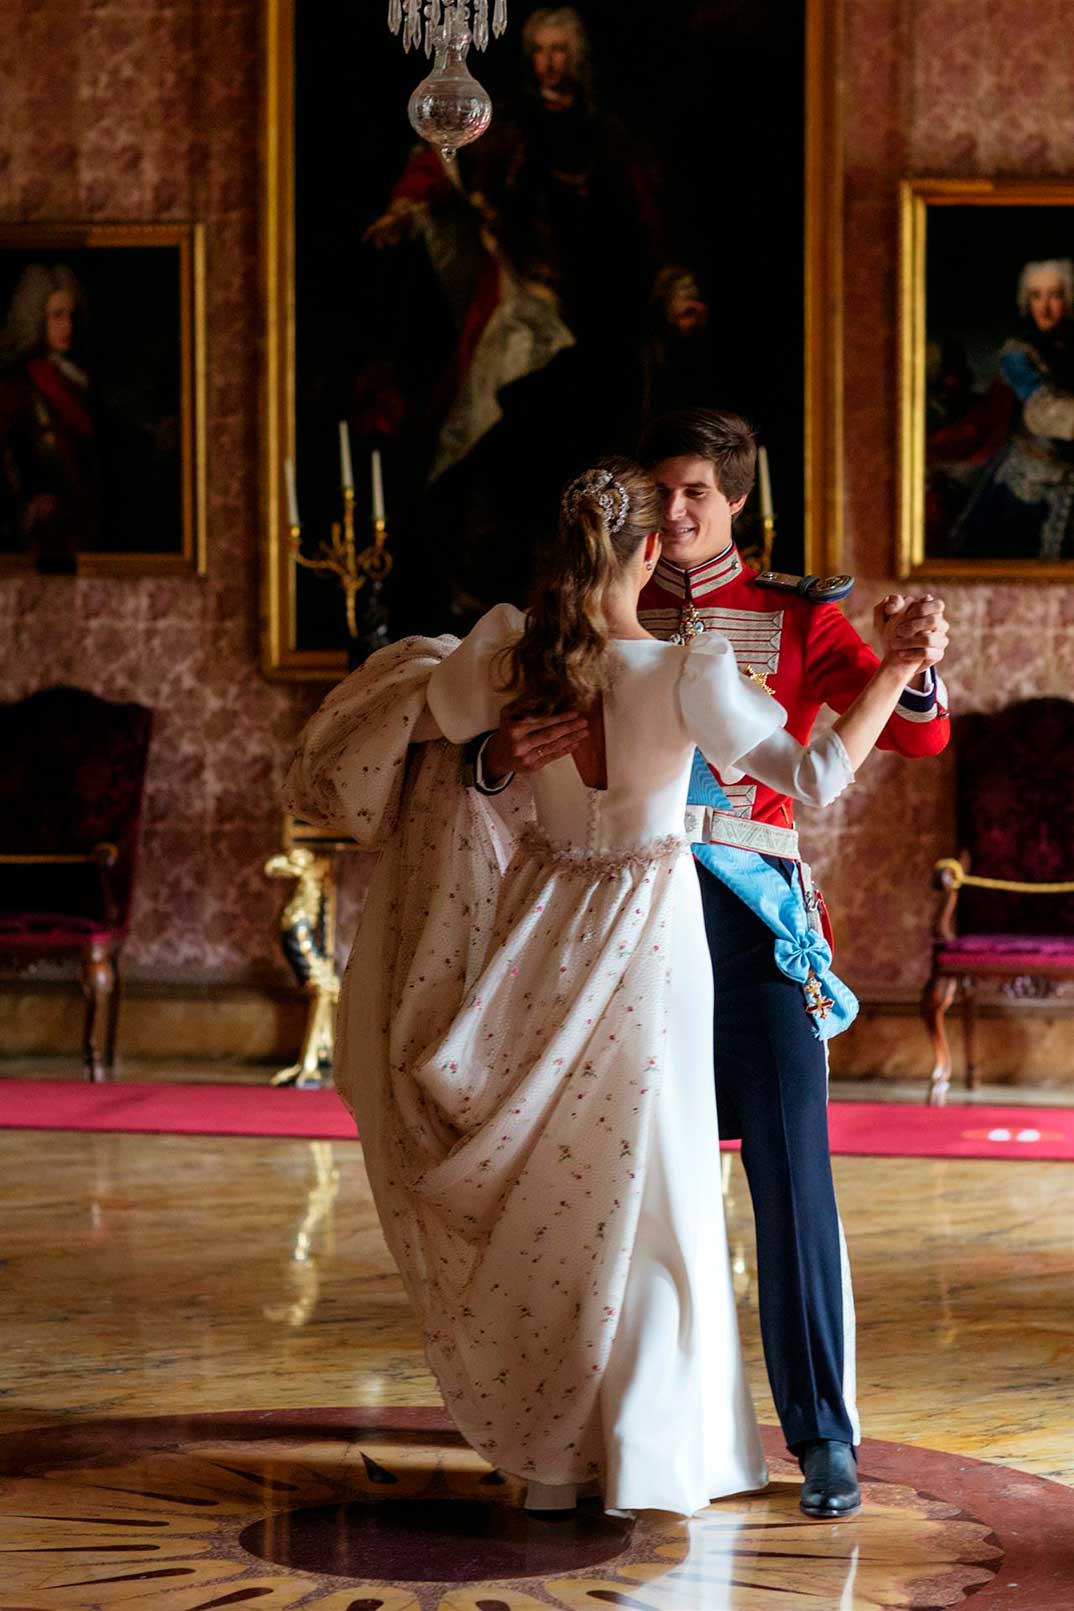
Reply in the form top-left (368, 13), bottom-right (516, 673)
top-left (874, 593), bottom-right (949, 680)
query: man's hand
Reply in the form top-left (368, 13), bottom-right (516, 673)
top-left (484, 711), bottom-right (588, 784)
top-left (873, 593), bottom-right (949, 681)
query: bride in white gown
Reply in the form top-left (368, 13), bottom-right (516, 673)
top-left (287, 458), bottom-right (926, 1518)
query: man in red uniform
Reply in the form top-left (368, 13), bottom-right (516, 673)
top-left (635, 408), bottom-right (949, 1517)
top-left (476, 409), bottom-right (949, 1518)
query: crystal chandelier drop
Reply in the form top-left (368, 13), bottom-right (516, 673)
top-left (387, 0), bottom-right (503, 160)
top-left (388, 0), bottom-right (507, 56)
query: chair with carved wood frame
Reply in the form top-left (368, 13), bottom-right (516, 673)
top-left (922, 697), bottom-right (1074, 1105)
top-left (0, 686), bottom-right (153, 1081)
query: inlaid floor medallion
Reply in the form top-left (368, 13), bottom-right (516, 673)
top-left (1, 1408), bottom-right (1069, 1609)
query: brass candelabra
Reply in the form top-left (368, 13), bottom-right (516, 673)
top-left (289, 487), bottom-right (393, 642)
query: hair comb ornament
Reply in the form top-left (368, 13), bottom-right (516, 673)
top-left (562, 468), bottom-right (629, 534)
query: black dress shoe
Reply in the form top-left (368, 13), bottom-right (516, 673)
top-left (798, 1439), bottom-right (860, 1518)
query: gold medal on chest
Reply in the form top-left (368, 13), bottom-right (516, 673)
top-left (742, 663), bottom-right (776, 697)
top-left (673, 604), bottom-right (706, 644)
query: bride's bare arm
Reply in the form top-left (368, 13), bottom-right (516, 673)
top-left (828, 654), bottom-right (925, 770)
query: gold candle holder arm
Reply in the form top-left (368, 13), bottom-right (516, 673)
top-left (288, 486), bottom-right (393, 644)
top-left (356, 514), bottom-right (394, 578)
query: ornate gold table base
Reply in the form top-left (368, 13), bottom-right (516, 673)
top-left (265, 821), bottom-right (357, 1088)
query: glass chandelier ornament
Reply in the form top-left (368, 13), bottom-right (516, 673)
top-left (388, 0), bottom-right (503, 160)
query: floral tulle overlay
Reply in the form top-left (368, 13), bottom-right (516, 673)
top-left (287, 619), bottom-right (788, 1509)
top-left (404, 847), bottom-right (679, 1483)
top-left (283, 633), bottom-right (471, 845)
top-left (341, 745), bottom-right (683, 1483)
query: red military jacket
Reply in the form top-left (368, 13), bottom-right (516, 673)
top-left (639, 545), bottom-right (950, 836)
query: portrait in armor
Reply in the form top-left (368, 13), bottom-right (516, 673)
top-left (0, 225), bottom-right (204, 575)
top-left (900, 181), bottom-right (1074, 579)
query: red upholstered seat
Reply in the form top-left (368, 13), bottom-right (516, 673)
top-left (922, 696), bottom-right (1074, 1104)
top-left (0, 914), bottom-right (125, 949)
top-left (0, 686), bottom-right (153, 1080)
top-left (935, 934), bottom-right (1074, 970)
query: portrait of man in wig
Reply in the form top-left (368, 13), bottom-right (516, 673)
top-left (0, 261), bottom-right (99, 570)
top-left (0, 251), bottom-right (183, 570)
top-left (927, 254), bottom-right (1074, 562)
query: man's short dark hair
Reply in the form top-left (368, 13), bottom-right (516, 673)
top-left (638, 408), bottom-right (757, 504)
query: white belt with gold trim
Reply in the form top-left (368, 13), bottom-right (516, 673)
top-left (683, 806), bottom-right (800, 861)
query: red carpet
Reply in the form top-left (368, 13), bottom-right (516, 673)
top-left (0, 1079), bottom-right (1071, 1159)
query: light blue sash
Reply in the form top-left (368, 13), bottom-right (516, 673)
top-left (687, 751), bottom-right (858, 1041)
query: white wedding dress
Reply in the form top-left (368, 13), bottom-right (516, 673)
top-left (347, 604), bottom-right (853, 1517)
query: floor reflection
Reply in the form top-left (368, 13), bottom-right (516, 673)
top-left (263, 1139), bottom-right (341, 1327)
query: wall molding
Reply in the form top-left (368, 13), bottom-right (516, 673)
top-left (1, 980), bottom-right (1070, 1086)
top-left (829, 993), bottom-right (1074, 1089)
top-left (0, 979), bottom-right (308, 1064)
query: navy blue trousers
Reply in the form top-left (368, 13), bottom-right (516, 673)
top-left (697, 858), bottom-right (857, 1451)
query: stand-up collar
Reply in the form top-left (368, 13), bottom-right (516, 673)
top-left (652, 542), bottom-right (743, 601)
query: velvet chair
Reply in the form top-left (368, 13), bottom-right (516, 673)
top-left (0, 687), bottom-right (153, 1081)
top-left (922, 697), bottom-right (1074, 1105)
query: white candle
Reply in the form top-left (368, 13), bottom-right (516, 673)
top-left (284, 457), bottom-right (300, 528)
top-left (339, 420), bottom-right (354, 492)
top-left (757, 445), bottom-right (774, 521)
top-left (371, 449), bottom-right (385, 523)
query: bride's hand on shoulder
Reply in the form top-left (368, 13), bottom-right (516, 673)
top-left (484, 710), bottom-right (588, 782)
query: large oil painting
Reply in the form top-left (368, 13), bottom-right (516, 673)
top-left (263, 0), bottom-right (843, 675)
top-left (899, 178), bottom-right (1074, 582)
top-left (0, 223), bottom-right (205, 577)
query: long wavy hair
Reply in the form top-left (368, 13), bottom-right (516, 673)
top-left (500, 456), bottom-right (662, 718)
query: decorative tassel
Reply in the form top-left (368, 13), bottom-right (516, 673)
top-left (492, 0), bottom-right (506, 38)
top-left (388, 0), bottom-right (402, 34)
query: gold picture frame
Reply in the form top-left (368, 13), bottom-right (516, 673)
top-left (0, 221), bottom-right (206, 578)
top-left (261, 0), bottom-right (845, 678)
top-left (898, 177), bottom-right (1074, 582)
top-left (804, 0), bottom-right (844, 584)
